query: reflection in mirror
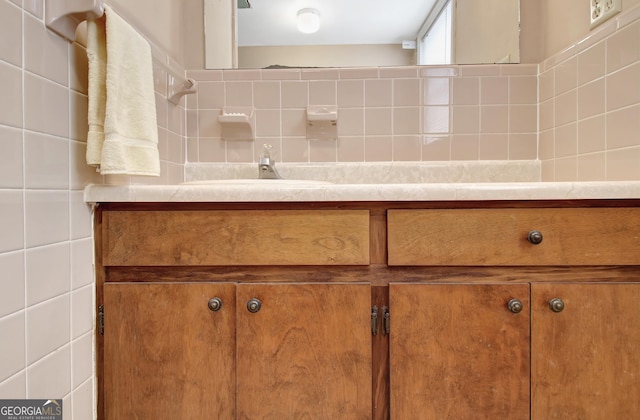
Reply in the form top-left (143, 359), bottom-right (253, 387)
top-left (205, 0), bottom-right (519, 69)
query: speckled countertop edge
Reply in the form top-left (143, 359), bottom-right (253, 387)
top-left (84, 181), bottom-right (640, 203)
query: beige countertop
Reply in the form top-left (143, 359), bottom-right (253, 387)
top-left (84, 162), bottom-right (640, 203)
top-left (84, 181), bottom-right (640, 203)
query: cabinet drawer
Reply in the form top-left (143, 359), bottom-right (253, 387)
top-left (388, 208), bottom-right (640, 266)
top-left (103, 210), bottom-right (370, 266)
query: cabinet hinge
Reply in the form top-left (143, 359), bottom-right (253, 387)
top-left (98, 305), bottom-right (104, 335)
top-left (382, 306), bottom-right (390, 335)
top-left (371, 305), bottom-right (379, 336)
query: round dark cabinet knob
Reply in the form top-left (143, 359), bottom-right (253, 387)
top-left (208, 297), bottom-right (223, 312)
top-left (507, 298), bottom-right (523, 313)
top-left (527, 230), bottom-right (543, 245)
top-left (247, 298), bottom-right (262, 313)
top-left (549, 298), bottom-right (565, 313)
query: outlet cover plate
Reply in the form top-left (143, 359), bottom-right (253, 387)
top-left (590, 0), bottom-right (621, 29)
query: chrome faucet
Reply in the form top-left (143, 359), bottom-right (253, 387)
top-left (258, 144), bottom-right (281, 179)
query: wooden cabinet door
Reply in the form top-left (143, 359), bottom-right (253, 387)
top-left (103, 283), bottom-right (236, 419)
top-left (389, 283), bottom-right (530, 419)
top-left (532, 283), bottom-right (640, 419)
top-left (236, 283), bottom-right (372, 419)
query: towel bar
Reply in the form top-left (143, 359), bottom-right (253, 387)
top-left (45, 0), bottom-right (104, 42)
top-left (168, 77), bottom-right (197, 105)
top-left (45, 0), bottom-right (197, 105)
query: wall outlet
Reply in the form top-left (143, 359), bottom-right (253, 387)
top-left (590, 0), bottom-right (621, 29)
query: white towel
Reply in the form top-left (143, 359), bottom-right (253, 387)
top-left (86, 14), bottom-right (106, 168)
top-left (86, 6), bottom-right (160, 176)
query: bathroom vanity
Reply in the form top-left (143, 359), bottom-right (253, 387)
top-left (88, 181), bottom-right (640, 419)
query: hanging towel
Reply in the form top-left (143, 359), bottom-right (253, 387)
top-left (86, 13), bottom-right (106, 168)
top-left (86, 6), bottom-right (160, 176)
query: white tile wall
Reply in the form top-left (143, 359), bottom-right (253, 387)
top-left (0, 1), bottom-right (188, 418)
top-left (0, 313), bottom-right (25, 380)
top-left (26, 295), bottom-right (71, 365)
top-left (0, 251), bottom-right (25, 318)
top-left (0, 191), bottom-right (24, 252)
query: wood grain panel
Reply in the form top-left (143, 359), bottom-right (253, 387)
top-left (532, 283), bottom-right (640, 419)
top-left (103, 210), bottom-right (369, 266)
top-left (371, 285), bottom-right (390, 420)
top-left (389, 283), bottom-right (530, 419)
top-left (104, 264), bottom-right (640, 285)
top-left (94, 207), bottom-right (106, 419)
top-left (103, 283), bottom-right (236, 420)
top-left (236, 283), bottom-right (372, 419)
top-left (388, 208), bottom-right (640, 266)
top-left (370, 209), bottom-right (387, 265)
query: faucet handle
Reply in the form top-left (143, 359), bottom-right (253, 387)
top-left (260, 144), bottom-right (274, 160)
top-left (257, 144), bottom-right (281, 179)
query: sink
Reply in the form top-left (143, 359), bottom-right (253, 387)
top-left (182, 179), bottom-right (332, 185)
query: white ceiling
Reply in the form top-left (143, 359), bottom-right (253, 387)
top-left (237, 0), bottom-right (438, 47)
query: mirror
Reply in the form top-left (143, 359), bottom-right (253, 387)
top-left (204, 0), bottom-right (520, 69)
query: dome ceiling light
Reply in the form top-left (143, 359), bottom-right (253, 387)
top-left (297, 8), bottom-right (320, 34)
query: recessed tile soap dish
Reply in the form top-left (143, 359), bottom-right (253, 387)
top-left (218, 107), bottom-right (255, 141)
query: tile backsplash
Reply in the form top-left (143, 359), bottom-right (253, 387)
top-left (186, 65), bottom-right (539, 164)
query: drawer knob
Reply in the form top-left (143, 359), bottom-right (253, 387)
top-left (507, 298), bottom-right (524, 313)
top-left (247, 298), bottom-right (262, 313)
top-left (208, 297), bottom-right (223, 312)
top-left (549, 298), bottom-right (565, 313)
top-left (527, 230), bottom-right (543, 245)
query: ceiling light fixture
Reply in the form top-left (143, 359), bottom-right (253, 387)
top-left (297, 8), bottom-right (320, 34)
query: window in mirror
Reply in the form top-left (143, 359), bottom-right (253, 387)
top-left (418, 0), bottom-right (452, 65)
